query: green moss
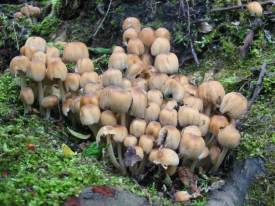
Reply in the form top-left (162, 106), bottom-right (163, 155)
top-left (32, 17), bottom-right (61, 37)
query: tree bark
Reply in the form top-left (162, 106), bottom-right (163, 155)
top-left (58, 0), bottom-right (83, 20)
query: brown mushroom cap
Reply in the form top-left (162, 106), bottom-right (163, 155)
top-left (220, 92), bottom-right (248, 119)
top-left (112, 46), bottom-right (125, 53)
top-left (112, 125), bottom-right (128, 142)
top-left (162, 78), bottom-right (184, 102)
top-left (145, 102), bottom-right (160, 122)
top-left (20, 87), bottom-right (35, 106)
top-left (80, 93), bottom-right (99, 107)
top-left (155, 27), bottom-right (171, 40)
top-left (182, 96), bottom-right (203, 112)
top-left (174, 191), bottom-right (192, 202)
top-left (79, 104), bottom-right (101, 126)
top-left (217, 124), bottom-right (240, 149)
top-left (32, 51), bottom-right (46, 64)
top-left (41, 95), bottom-right (58, 109)
top-left (161, 99), bottom-right (178, 110)
top-left (25, 36), bottom-right (46, 52)
top-left (182, 125), bottom-right (202, 137)
top-left (76, 58), bottom-right (94, 74)
top-left (157, 126), bottom-right (181, 150)
top-left (122, 17), bottom-right (141, 32)
top-left (102, 69), bottom-right (123, 87)
top-left (139, 27), bottom-right (155, 47)
top-left (149, 148), bottom-right (179, 167)
top-left (126, 62), bottom-right (146, 80)
top-left (145, 121), bottom-right (161, 139)
top-left (130, 87), bottom-right (147, 119)
top-left (171, 74), bottom-right (189, 86)
top-left (148, 73), bottom-right (169, 90)
top-left (209, 146), bottom-right (221, 164)
top-left (127, 38), bottom-right (145, 56)
top-left (139, 134), bottom-right (154, 154)
top-left (20, 46), bottom-right (37, 60)
top-left (178, 106), bottom-right (200, 127)
top-left (129, 119), bottom-right (147, 137)
top-left (154, 53), bottom-right (179, 74)
top-left (124, 135), bottom-right (138, 147)
top-left (62, 98), bottom-right (74, 116)
top-left (147, 89), bottom-right (163, 106)
top-left (9, 56), bottom-right (30, 75)
top-left (159, 108), bottom-right (178, 127)
top-left (108, 52), bottom-right (128, 71)
top-left (28, 60), bottom-right (46, 82)
top-left (64, 73), bottom-right (80, 92)
top-left (46, 46), bottom-right (60, 62)
top-left (46, 58), bottom-right (68, 81)
top-left (100, 110), bottom-right (117, 126)
top-left (83, 82), bottom-right (103, 95)
top-left (141, 53), bottom-right (153, 66)
top-left (247, 1), bottom-right (263, 17)
top-left (127, 54), bottom-right (142, 68)
top-left (151, 37), bottom-right (171, 56)
top-left (123, 28), bottom-right (138, 46)
top-left (134, 146), bottom-right (144, 159)
top-left (63, 42), bottom-right (89, 63)
top-left (209, 115), bottom-right (229, 136)
top-left (80, 72), bottom-right (100, 88)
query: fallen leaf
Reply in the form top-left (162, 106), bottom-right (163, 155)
top-left (63, 196), bottom-right (80, 206)
top-left (27, 144), bottom-right (36, 151)
top-left (62, 144), bottom-right (76, 157)
top-left (67, 127), bottom-right (91, 140)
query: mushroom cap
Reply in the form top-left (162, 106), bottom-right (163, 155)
top-left (131, 78), bottom-right (148, 91)
top-left (127, 38), bottom-right (145, 56)
top-left (159, 108), bottom-right (178, 127)
top-left (123, 28), bottom-right (138, 45)
top-left (182, 125), bottom-right (202, 137)
top-left (161, 99), bottom-right (178, 110)
top-left (183, 84), bottom-right (199, 97)
top-left (71, 96), bottom-right (81, 114)
top-left (156, 126), bottom-right (181, 150)
top-left (100, 110), bottom-right (117, 126)
top-left (155, 27), bottom-right (171, 40)
top-left (21, 5), bottom-right (40, 17)
top-left (79, 104), bottom-right (100, 126)
top-left (145, 102), bottom-right (160, 122)
top-left (112, 125), bottom-right (128, 142)
top-left (62, 98), bottom-right (74, 116)
top-left (127, 54), bottom-right (142, 68)
top-left (108, 52), bottom-right (128, 71)
top-left (209, 115), bottom-right (229, 136)
top-left (220, 92), bottom-right (248, 119)
top-left (126, 62), bottom-right (146, 80)
top-left (32, 51), bottom-right (46, 64)
top-left (25, 36), bottom-right (46, 52)
top-left (112, 46), bottom-right (125, 53)
top-left (122, 17), bottom-right (141, 32)
top-left (139, 27), bottom-right (155, 47)
top-left (178, 106), bottom-right (200, 127)
top-left (154, 53), bottom-right (179, 74)
top-left (80, 72), bottom-right (100, 88)
top-left (83, 83), bottom-right (102, 95)
top-left (198, 80), bottom-right (225, 106)
top-left (129, 119), bottom-right (147, 137)
top-left (247, 1), bottom-right (263, 17)
top-left (147, 89), bottom-right (163, 106)
top-left (209, 146), bottom-right (221, 164)
top-left (162, 78), bottom-right (184, 102)
top-left (145, 121), bottom-right (161, 139)
top-left (102, 69), bottom-right (123, 87)
top-left (124, 135), bottom-right (138, 147)
top-left (130, 87), bottom-right (147, 118)
top-left (134, 146), bottom-right (144, 159)
top-left (182, 96), bottom-right (203, 112)
top-left (179, 133), bottom-right (207, 160)
top-left (174, 191), bottom-right (192, 202)
top-left (80, 93), bottom-right (99, 107)
top-left (28, 60), bottom-right (46, 82)
top-left (9, 56), bottom-right (30, 75)
top-left (141, 53), bottom-right (153, 66)
top-left (148, 73), bottom-right (169, 90)
top-left (63, 42), bottom-right (89, 63)
top-left (217, 124), bottom-right (240, 149)
top-left (99, 86), bottom-right (132, 114)
top-left (198, 113), bottom-right (210, 136)
top-left (139, 134), bottom-right (154, 154)
top-left (14, 12), bottom-right (23, 19)
top-left (41, 95), bottom-right (58, 109)
top-left (76, 58), bottom-right (94, 74)
top-left (151, 37), bottom-right (170, 56)
top-left (46, 58), bottom-right (68, 81)
top-left (149, 148), bottom-right (179, 167)
top-left (171, 74), bottom-right (189, 86)
top-left (64, 73), bottom-right (80, 92)
top-left (21, 46), bottom-right (37, 60)
top-left (121, 78), bottom-right (132, 89)
top-left (20, 87), bottom-right (34, 105)
top-left (46, 46), bottom-right (60, 62)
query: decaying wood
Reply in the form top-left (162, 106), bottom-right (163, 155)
top-left (239, 30), bottom-right (254, 59)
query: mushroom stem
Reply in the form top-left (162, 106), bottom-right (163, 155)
top-left (136, 154), bottom-right (147, 175)
top-left (120, 114), bottom-right (127, 126)
top-left (23, 102), bottom-right (30, 115)
top-left (163, 173), bottom-right (172, 187)
top-left (58, 80), bottom-right (66, 102)
top-left (206, 134), bottom-right (215, 146)
top-left (117, 143), bottom-right (127, 174)
top-left (45, 108), bottom-right (51, 120)
top-left (210, 147), bottom-right (229, 173)
top-left (19, 73), bottom-right (26, 89)
top-left (88, 124), bottom-right (100, 138)
top-left (205, 104), bottom-right (212, 116)
top-left (190, 159), bottom-right (199, 172)
top-left (106, 135), bottom-right (124, 173)
top-left (37, 81), bottom-right (44, 113)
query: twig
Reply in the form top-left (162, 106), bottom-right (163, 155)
top-left (248, 63), bottom-right (267, 109)
top-left (12, 20), bottom-right (19, 50)
top-left (93, 0), bottom-right (112, 37)
top-left (211, 0), bottom-right (275, 12)
top-left (239, 30), bottom-right (254, 59)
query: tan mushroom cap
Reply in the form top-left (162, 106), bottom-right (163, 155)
top-left (20, 46), bottom-right (37, 60)
top-left (148, 73), bottom-right (169, 90)
top-left (174, 191), bottom-right (192, 202)
top-left (127, 54), bottom-right (142, 68)
top-left (112, 46), bottom-right (125, 53)
top-left (147, 89), bottom-right (163, 106)
top-left (183, 84), bottom-right (198, 97)
top-left (145, 102), bottom-right (160, 122)
top-left (209, 146), bottom-right (221, 164)
top-left (76, 58), bottom-right (94, 74)
top-left (79, 104), bottom-right (100, 126)
top-left (80, 72), bottom-right (100, 88)
top-left (127, 38), bottom-right (145, 56)
top-left (209, 115), bottom-right (229, 136)
top-left (32, 51), bottom-right (46, 64)
top-left (159, 108), bottom-right (178, 127)
top-left (157, 126), bottom-right (181, 150)
top-left (108, 52), bottom-right (128, 71)
top-left (121, 78), bottom-right (132, 89)
top-left (145, 121), bottom-right (161, 139)
top-left (102, 69), bottom-right (123, 87)
top-left (154, 53), bottom-right (179, 74)
top-left (171, 74), bottom-right (189, 86)
top-left (46, 46), bottom-right (60, 62)
top-left (46, 58), bottom-right (68, 81)
top-left (28, 60), bottom-right (46, 82)
top-left (149, 148), bottom-right (179, 167)
top-left (198, 113), bottom-right (210, 136)
top-left (64, 73), bottom-right (80, 92)
top-left (62, 98), bottom-right (74, 116)
top-left (139, 27), bottom-right (155, 47)
top-left (126, 62), bottom-right (146, 80)
top-left (122, 17), bottom-right (141, 32)
top-left (41, 95), bottom-right (58, 109)
top-left (151, 37), bottom-right (170, 56)
top-left (130, 87), bottom-right (147, 119)
top-left (141, 53), bottom-right (153, 66)
top-left (131, 78), bottom-right (148, 91)
top-left (217, 124), bottom-right (240, 149)
top-left (80, 93), bottom-right (99, 107)
top-left (14, 12), bottom-right (23, 19)
top-left (162, 78), bottom-right (184, 102)
top-left (155, 27), bottom-right (171, 40)
top-left (247, 1), bottom-right (263, 17)
top-left (182, 96), bottom-right (203, 112)
top-left (220, 92), bottom-right (248, 119)
top-left (112, 125), bottom-right (128, 142)
top-left (9, 56), bottom-right (30, 75)
top-left (178, 106), bottom-right (200, 127)
top-left (129, 119), bottom-right (147, 137)
top-left (139, 134), bottom-right (154, 154)
top-left (63, 42), bottom-right (89, 63)
top-left (20, 87), bottom-right (35, 106)
top-left (21, 5), bottom-right (40, 17)
top-left (161, 99), bottom-right (178, 110)
top-left (83, 82), bottom-right (103, 95)
top-left (182, 125), bottom-right (202, 137)
top-left (124, 135), bottom-right (138, 147)
top-left (25, 36), bottom-right (46, 52)
top-left (100, 110), bottom-right (117, 126)
top-left (123, 28), bottom-right (138, 46)
top-left (134, 146), bottom-right (144, 159)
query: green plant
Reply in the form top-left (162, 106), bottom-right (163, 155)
top-left (31, 17), bottom-right (61, 37)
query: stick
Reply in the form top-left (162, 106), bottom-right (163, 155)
top-left (239, 30), bottom-right (254, 59)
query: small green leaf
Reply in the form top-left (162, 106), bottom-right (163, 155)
top-left (88, 47), bottom-right (111, 54)
top-left (83, 142), bottom-right (105, 158)
top-left (67, 127), bottom-right (91, 140)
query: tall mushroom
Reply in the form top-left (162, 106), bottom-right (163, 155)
top-left (63, 42), bottom-right (89, 63)
top-left (9, 56), bottom-right (30, 88)
top-left (20, 87), bottom-right (34, 114)
top-left (154, 53), bottom-right (179, 74)
top-left (41, 95), bottom-right (59, 119)
top-left (122, 17), bottom-right (141, 32)
top-left (156, 126), bottom-right (181, 150)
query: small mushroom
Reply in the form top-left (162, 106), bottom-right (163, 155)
top-left (145, 102), bottom-right (160, 122)
top-left (63, 42), bottom-right (89, 63)
top-left (64, 73), bottom-right (80, 94)
top-left (154, 53), bottom-right (179, 74)
top-left (79, 72), bottom-right (100, 88)
top-left (209, 115), bottom-right (229, 137)
top-left (123, 28), bottom-right (138, 46)
top-left (127, 54), bottom-right (142, 68)
top-left (20, 87), bottom-right (34, 114)
top-left (139, 27), bottom-right (155, 48)
top-left (149, 148), bottom-right (179, 169)
top-left (145, 121), bottom-right (161, 139)
top-left (100, 110), bottom-right (117, 126)
top-left (174, 191), bottom-right (192, 202)
top-left (182, 96), bottom-right (203, 112)
top-left (126, 62), bottom-right (146, 80)
top-left (162, 78), bottom-right (184, 102)
top-left (124, 135), bottom-right (138, 147)
top-left (130, 87), bottom-right (147, 119)
top-left (102, 69), bottom-right (123, 87)
top-left (108, 52), bottom-right (128, 71)
top-left (41, 95), bottom-right (59, 119)
top-left (80, 104), bottom-right (101, 136)
top-left (76, 58), bottom-right (94, 74)
top-left (141, 53), bottom-right (153, 66)
top-left (122, 17), bottom-right (141, 32)
top-left (9, 56), bottom-right (30, 88)
top-left (147, 89), bottom-right (163, 106)
top-left (151, 37), bottom-right (170, 56)
top-left (178, 106), bottom-right (200, 127)
top-left (148, 73), bottom-right (169, 90)
top-left (129, 119), bottom-right (147, 137)
top-left (156, 126), bottom-right (181, 150)
top-left (31, 51), bottom-right (46, 64)
top-left (159, 108), bottom-right (178, 127)
top-left (127, 38), bottom-right (145, 56)
top-left (247, 1), bottom-right (263, 17)
top-left (80, 93), bottom-right (99, 107)
top-left (155, 27), bottom-right (171, 40)
top-left (139, 134), bottom-right (155, 154)
top-left (46, 46), bottom-right (60, 63)
top-left (112, 46), bottom-right (125, 53)
top-left (24, 36), bottom-right (46, 52)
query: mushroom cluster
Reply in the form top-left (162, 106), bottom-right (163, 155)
top-left (14, 4), bottom-right (41, 20)
top-left (10, 17), bottom-right (248, 179)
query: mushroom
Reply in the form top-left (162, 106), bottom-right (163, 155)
top-left (145, 121), bottom-right (161, 139)
top-left (129, 119), bottom-right (147, 137)
top-left (141, 53), bottom-right (153, 66)
top-left (145, 102), bottom-right (160, 122)
top-left (9, 55), bottom-right (30, 88)
top-left (172, 74), bottom-right (189, 86)
top-left (64, 73), bottom-right (80, 94)
top-left (122, 17), bottom-right (141, 32)
top-left (41, 95), bottom-right (59, 119)
top-left (102, 69), bottom-right (123, 87)
top-left (209, 115), bottom-right (229, 142)
top-left (181, 125), bottom-right (202, 137)
top-left (80, 93), bottom-right (99, 107)
top-left (62, 42), bottom-right (89, 63)
top-left (127, 54), bottom-right (142, 68)
top-left (220, 92), bottom-right (248, 120)
top-left (20, 46), bottom-right (36, 60)
top-left (198, 113), bottom-right (210, 136)
top-left (154, 53), bottom-right (179, 74)
top-left (174, 191), bottom-right (192, 202)
top-left (20, 87), bottom-right (34, 114)
top-left (46, 57), bottom-right (68, 102)
top-left (62, 98), bottom-right (74, 117)
top-left (83, 82), bottom-right (102, 95)
top-left (183, 84), bottom-right (198, 97)
top-left (147, 89), bottom-right (163, 106)
top-left (178, 106), bottom-right (200, 127)
top-left (79, 72), bottom-right (100, 88)
top-left (131, 78), bottom-right (148, 91)
top-left (151, 37), bottom-right (170, 56)
top-left (31, 51), bottom-right (46, 64)
top-left (108, 52), bottom-right (128, 71)
top-left (149, 148), bottom-right (179, 169)
top-left (121, 78), bottom-right (132, 89)
top-left (127, 38), bottom-right (145, 56)
top-left (24, 36), bottom-right (46, 52)
top-left (210, 124), bottom-right (240, 173)
top-left (126, 62), bottom-right (146, 80)
top-left (124, 135), bottom-right (138, 147)
top-left (139, 27), bottom-right (155, 48)
top-left (159, 108), bottom-right (178, 127)
top-left (182, 96), bottom-right (203, 112)
top-left (112, 46), bottom-right (125, 53)
top-left (46, 46), bottom-right (60, 63)
top-left (162, 78), bottom-right (184, 102)
top-left (161, 99), bottom-right (178, 110)
top-left (14, 12), bottom-right (23, 20)
top-left (155, 27), bottom-right (171, 40)
top-left (100, 110), bottom-right (117, 126)
top-left (122, 28), bottom-right (138, 46)
top-left (247, 1), bottom-right (263, 17)
top-left (156, 126), bottom-right (181, 150)
top-left (148, 73), bottom-right (169, 90)
top-left (76, 58), bottom-right (94, 74)
top-left (79, 104), bottom-right (101, 136)
top-left (130, 87), bottom-right (147, 119)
